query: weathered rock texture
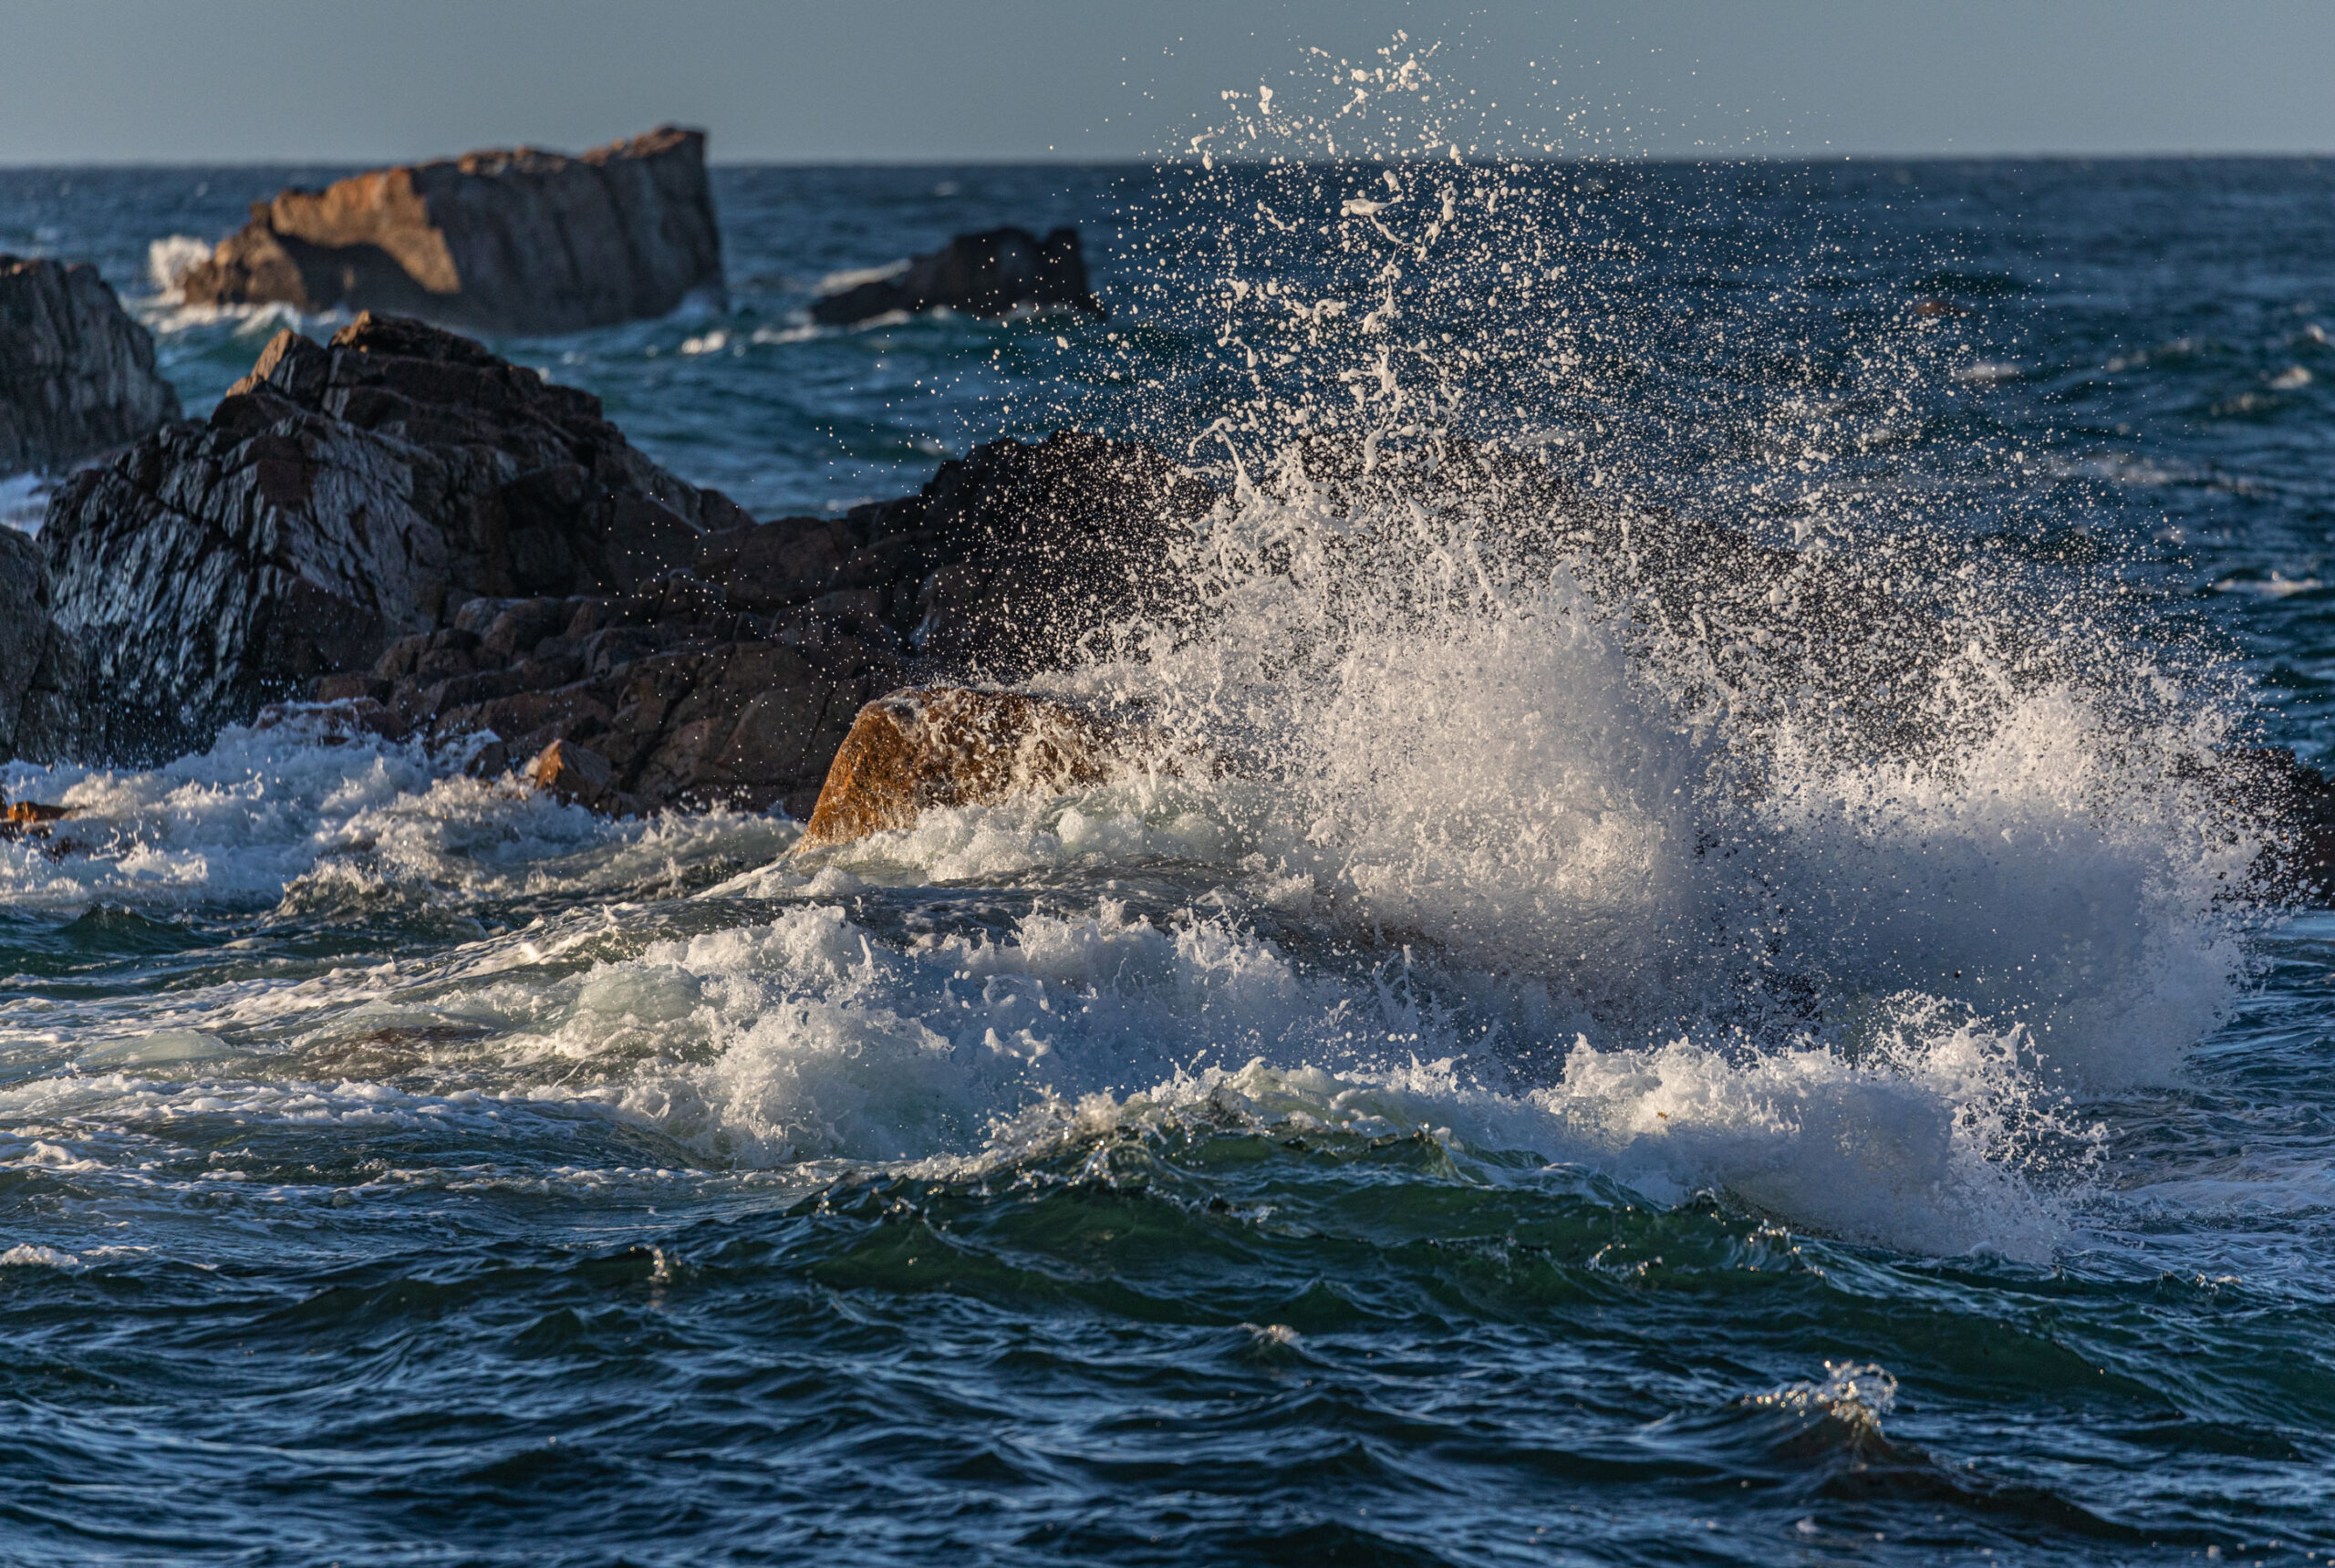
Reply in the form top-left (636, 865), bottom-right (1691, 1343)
top-left (296, 428), bottom-right (1216, 815)
top-left (179, 127), bottom-right (724, 335)
top-left (0, 255), bottom-right (182, 475)
top-left (0, 524), bottom-right (93, 763)
top-left (811, 227), bottom-right (1103, 326)
top-left (698, 427), bottom-right (1212, 677)
top-left (799, 687), bottom-right (1127, 849)
top-left (41, 312), bottom-right (751, 760)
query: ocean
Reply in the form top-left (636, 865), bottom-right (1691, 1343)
top-left (5, 108), bottom-right (2335, 1566)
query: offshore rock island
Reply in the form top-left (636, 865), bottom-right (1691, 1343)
top-left (177, 127), bottom-right (725, 334)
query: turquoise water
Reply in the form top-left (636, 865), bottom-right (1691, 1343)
top-left (6, 134), bottom-right (2335, 1564)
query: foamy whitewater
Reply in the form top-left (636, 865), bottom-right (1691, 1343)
top-left (6, 53), bottom-right (2335, 1567)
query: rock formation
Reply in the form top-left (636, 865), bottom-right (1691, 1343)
top-left (35, 308), bottom-right (1211, 803)
top-left (290, 428), bottom-right (1216, 815)
top-left (798, 687), bottom-right (1129, 848)
top-left (811, 227), bottom-right (1104, 326)
top-left (40, 312), bottom-right (751, 761)
top-left (699, 426), bottom-right (1211, 677)
top-left (178, 127), bottom-right (724, 335)
top-left (0, 255), bottom-right (182, 475)
top-left (0, 524), bottom-right (93, 764)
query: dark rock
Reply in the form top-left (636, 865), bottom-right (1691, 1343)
top-left (178, 127), bottom-right (724, 335)
top-left (0, 524), bottom-right (95, 763)
top-left (2223, 746), bottom-right (2335, 905)
top-left (368, 429), bottom-right (1214, 816)
top-left (0, 255), bottom-right (182, 475)
top-left (0, 525), bottom-right (54, 761)
top-left (692, 430), bottom-right (1215, 680)
top-left (39, 312), bottom-right (751, 760)
top-left (810, 227), bottom-right (1103, 326)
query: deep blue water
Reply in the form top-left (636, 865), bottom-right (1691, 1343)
top-left (5, 144), bottom-right (2335, 1567)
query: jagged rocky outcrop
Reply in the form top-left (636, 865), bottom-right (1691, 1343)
top-left (0, 255), bottom-right (182, 475)
top-left (811, 227), bottom-right (1103, 326)
top-left (0, 524), bottom-right (92, 764)
top-left (298, 429), bottom-right (1217, 815)
top-left (179, 127), bottom-right (723, 335)
top-left (40, 312), bottom-right (751, 761)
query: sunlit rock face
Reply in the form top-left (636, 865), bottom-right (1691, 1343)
top-left (798, 687), bottom-right (1130, 848)
top-left (178, 126), bottom-right (725, 334)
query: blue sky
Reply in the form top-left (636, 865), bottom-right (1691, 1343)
top-left (0, 0), bottom-right (2330, 164)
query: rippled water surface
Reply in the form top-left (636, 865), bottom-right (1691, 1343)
top-left (7, 115), bottom-right (2335, 1565)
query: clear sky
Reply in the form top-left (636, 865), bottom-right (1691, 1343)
top-left (0, 0), bottom-right (2330, 165)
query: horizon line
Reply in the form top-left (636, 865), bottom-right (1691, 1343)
top-left (4, 149), bottom-right (2335, 172)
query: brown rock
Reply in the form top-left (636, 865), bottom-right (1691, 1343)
top-left (0, 798), bottom-right (75, 841)
top-left (798, 687), bottom-right (1133, 850)
top-left (524, 738), bottom-right (637, 814)
top-left (0, 254), bottom-right (182, 475)
top-left (350, 431), bottom-right (1213, 817)
top-left (179, 127), bottom-right (724, 335)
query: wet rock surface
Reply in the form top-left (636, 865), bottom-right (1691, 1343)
top-left (798, 686), bottom-right (1132, 849)
top-left (0, 254), bottom-right (182, 475)
top-left (179, 127), bottom-right (723, 335)
top-left (40, 312), bottom-right (750, 761)
top-left (811, 226), bottom-right (1103, 326)
top-left (306, 429), bottom-right (1217, 815)
top-left (0, 523), bottom-right (92, 764)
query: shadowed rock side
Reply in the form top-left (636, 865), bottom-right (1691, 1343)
top-left (811, 227), bottom-right (1104, 326)
top-left (298, 429), bottom-right (1219, 815)
top-left (0, 524), bottom-right (94, 764)
top-left (0, 255), bottom-right (182, 475)
top-left (798, 687), bottom-right (1127, 849)
top-left (39, 312), bottom-right (750, 761)
top-left (179, 127), bottom-right (723, 335)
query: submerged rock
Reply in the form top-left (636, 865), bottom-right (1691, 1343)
top-left (524, 738), bottom-right (638, 815)
top-left (0, 798), bottom-right (76, 842)
top-left (0, 255), bottom-right (182, 475)
top-left (799, 687), bottom-right (1135, 849)
top-left (810, 227), bottom-right (1103, 326)
top-left (41, 312), bottom-right (750, 760)
top-left (179, 127), bottom-right (723, 335)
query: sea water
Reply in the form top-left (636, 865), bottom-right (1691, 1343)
top-left (5, 60), bottom-right (2335, 1565)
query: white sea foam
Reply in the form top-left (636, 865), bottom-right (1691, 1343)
top-left (815, 261), bottom-right (908, 294)
top-left (529, 896), bottom-right (2085, 1258)
top-left (145, 234), bottom-right (212, 301)
top-left (0, 52), bottom-right (2275, 1270)
top-left (1, 715), bottom-right (793, 919)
